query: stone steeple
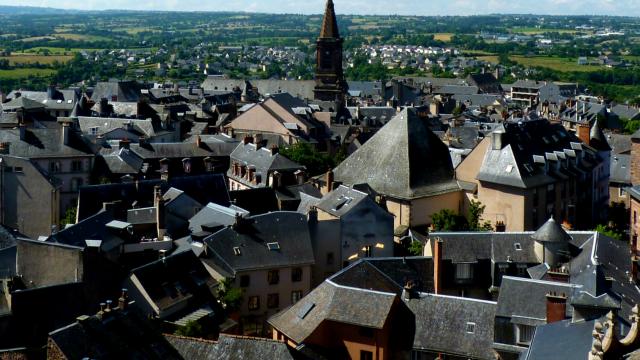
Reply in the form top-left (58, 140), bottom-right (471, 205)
top-left (314, 0), bottom-right (348, 112)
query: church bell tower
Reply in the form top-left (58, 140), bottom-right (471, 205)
top-left (314, 0), bottom-right (348, 111)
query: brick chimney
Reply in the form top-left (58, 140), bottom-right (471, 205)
top-left (154, 185), bottom-right (166, 240)
top-left (325, 169), bottom-right (334, 193)
top-left (119, 138), bottom-right (131, 150)
top-left (118, 288), bottom-right (129, 311)
top-left (577, 123), bottom-right (590, 146)
top-left (546, 292), bottom-right (567, 323)
top-left (495, 221), bottom-right (506, 232)
top-left (434, 238), bottom-right (443, 294)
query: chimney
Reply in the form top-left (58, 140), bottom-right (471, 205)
top-left (119, 138), bottom-right (131, 150)
top-left (270, 171), bottom-right (282, 189)
top-left (270, 145), bottom-right (279, 155)
top-left (118, 288), bottom-right (129, 310)
top-left (136, 100), bottom-right (145, 118)
top-left (14, 92), bottom-right (21, 99)
top-left (547, 268), bottom-right (570, 283)
top-left (577, 123), bottom-right (590, 146)
top-left (18, 123), bottom-right (26, 141)
top-left (434, 238), bottom-right (443, 294)
top-left (139, 136), bottom-right (149, 147)
top-left (47, 84), bottom-right (55, 100)
top-left (402, 280), bottom-right (416, 301)
top-left (254, 133), bottom-right (263, 148)
top-left (62, 122), bottom-right (71, 146)
top-left (546, 292), bottom-right (567, 323)
top-left (325, 169), bottom-right (334, 193)
top-left (243, 136), bottom-right (253, 145)
top-left (495, 221), bottom-right (506, 232)
top-left (295, 169), bottom-right (305, 185)
top-left (307, 206), bottom-right (318, 224)
top-left (100, 98), bottom-right (109, 116)
top-left (195, 135), bottom-right (202, 148)
top-left (154, 185), bottom-right (166, 240)
top-left (491, 131), bottom-right (504, 150)
top-left (97, 302), bottom-right (106, 320)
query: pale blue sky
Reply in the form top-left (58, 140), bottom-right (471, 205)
top-left (4, 0), bottom-right (640, 16)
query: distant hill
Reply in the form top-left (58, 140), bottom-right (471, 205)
top-left (0, 5), bottom-right (79, 15)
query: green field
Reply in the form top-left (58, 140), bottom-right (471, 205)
top-left (510, 56), bottom-right (602, 72)
top-left (53, 33), bottom-right (111, 42)
top-left (0, 68), bottom-right (55, 79)
top-left (476, 55), bottom-right (499, 64)
top-left (434, 33), bottom-right (454, 42)
top-left (1, 54), bottom-right (73, 65)
top-left (510, 27), bottom-right (581, 35)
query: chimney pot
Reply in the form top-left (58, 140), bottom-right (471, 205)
top-left (546, 292), bottom-right (567, 323)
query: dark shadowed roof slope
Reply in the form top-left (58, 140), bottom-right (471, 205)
top-left (333, 107), bottom-right (458, 200)
top-left (164, 334), bottom-right (217, 359)
top-left (212, 334), bottom-right (302, 360)
top-left (48, 309), bottom-right (183, 360)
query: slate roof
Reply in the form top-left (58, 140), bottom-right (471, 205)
top-left (610, 153), bottom-right (630, 184)
top-left (0, 126), bottom-right (93, 158)
top-left (606, 133), bottom-right (631, 154)
top-left (531, 217), bottom-right (572, 243)
top-left (268, 281), bottom-right (396, 344)
top-left (333, 107), bottom-right (459, 200)
top-left (407, 294), bottom-right (497, 359)
top-left (91, 81), bottom-right (141, 102)
top-left (496, 276), bottom-right (580, 324)
top-left (522, 319), bottom-right (596, 360)
top-left (100, 148), bottom-right (145, 174)
top-left (48, 210), bottom-right (124, 251)
top-left (164, 334), bottom-right (217, 359)
top-left (204, 212), bottom-right (315, 274)
top-left (201, 78), bottom-right (316, 101)
top-left (189, 202), bottom-right (250, 233)
top-left (476, 119), bottom-right (600, 189)
top-left (129, 250), bottom-right (217, 314)
top-left (2, 96), bottom-right (46, 111)
top-left (48, 310), bottom-right (183, 360)
top-left (330, 257), bottom-right (434, 294)
top-left (589, 120), bottom-right (611, 151)
top-left (211, 334), bottom-right (300, 360)
top-left (429, 232), bottom-right (539, 264)
top-left (314, 185), bottom-right (370, 217)
top-left (612, 104), bottom-right (640, 120)
top-left (129, 141), bottom-right (234, 160)
top-left (78, 116), bottom-right (157, 138)
top-left (77, 174), bottom-right (230, 221)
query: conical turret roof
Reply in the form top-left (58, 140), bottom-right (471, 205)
top-left (531, 216), bottom-right (572, 243)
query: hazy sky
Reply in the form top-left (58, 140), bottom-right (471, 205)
top-left (5, 0), bottom-right (640, 16)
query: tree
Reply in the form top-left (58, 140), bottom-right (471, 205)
top-left (279, 143), bottom-right (336, 176)
top-left (175, 320), bottom-right (204, 337)
top-left (467, 200), bottom-right (493, 231)
top-left (218, 278), bottom-right (243, 313)
top-left (431, 209), bottom-right (468, 231)
top-left (594, 224), bottom-right (624, 241)
top-left (60, 204), bottom-right (77, 227)
top-left (408, 240), bottom-right (424, 256)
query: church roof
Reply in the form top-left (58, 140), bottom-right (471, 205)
top-left (333, 107), bottom-right (459, 200)
top-left (319, 0), bottom-right (340, 39)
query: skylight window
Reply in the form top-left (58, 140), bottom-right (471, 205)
top-left (233, 247), bottom-right (241, 256)
top-left (505, 165), bottom-right (514, 173)
top-left (297, 302), bottom-right (315, 319)
top-left (514, 243), bottom-right (522, 251)
top-left (267, 242), bottom-right (280, 251)
top-left (465, 322), bottom-right (476, 334)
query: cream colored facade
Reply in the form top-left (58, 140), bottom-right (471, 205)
top-left (385, 191), bottom-right (463, 229)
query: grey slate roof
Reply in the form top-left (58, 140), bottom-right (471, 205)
top-left (209, 334), bottom-right (299, 360)
top-left (610, 153), bottom-right (630, 184)
top-left (476, 119), bottom-right (599, 189)
top-left (333, 107), bottom-right (459, 200)
top-left (268, 281), bottom-right (396, 344)
top-left (0, 127), bottom-right (93, 158)
top-left (496, 276), bottom-right (580, 324)
top-left (189, 202), bottom-right (249, 233)
top-left (204, 212), bottom-right (314, 274)
top-left (164, 335), bottom-right (217, 359)
top-left (91, 81), bottom-right (141, 102)
top-left (407, 294), bottom-right (497, 359)
top-left (612, 104), bottom-right (640, 120)
top-left (429, 231), bottom-right (539, 264)
top-left (606, 133), bottom-right (631, 154)
top-left (523, 319), bottom-right (596, 360)
top-left (531, 217), bottom-right (571, 243)
top-left (314, 185), bottom-right (370, 218)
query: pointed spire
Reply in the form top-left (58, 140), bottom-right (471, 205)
top-left (531, 216), bottom-right (572, 243)
top-left (319, 0), bottom-right (340, 39)
top-left (70, 100), bottom-right (80, 120)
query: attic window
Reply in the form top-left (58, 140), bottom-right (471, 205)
top-left (267, 242), bottom-right (280, 251)
top-left (514, 243), bottom-right (522, 251)
top-left (297, 302), bottom-right (315, 319)
top-left (465, 322), bottom-right (476, 334)
top-left (233, 247), bottom-right (241, 256)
